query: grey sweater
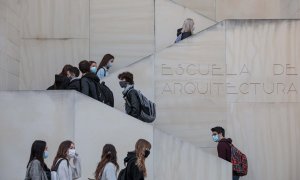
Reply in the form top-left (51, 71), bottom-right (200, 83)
top-left (25, 159), bottom-right (48, 180)
top-left (99, 162), bottom-right (117, 180)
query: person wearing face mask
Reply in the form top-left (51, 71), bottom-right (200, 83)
top-left (118, 72), bottom-right (140, 119)
top-left (90, 61), bottom-right (98, 74)
top-left (47, 64), bottom-right (73, 90)
top-left (96, 54), bottom-right (115, 79)
top-left (25, 140), bottom-right (51, 180)
top-left (67, 67), bottom-right (81, 92)
top-left (51, 140), bottom-right (81, 180)
top-left (211, 126), bottom-right (241, 180)
top-left (79, 60), bottom-right (102, 101)
top-left (123, 139), bottom-right (151, 180)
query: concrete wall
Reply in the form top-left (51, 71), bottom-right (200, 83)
top-left (19, 0), bottom-right (90, 90)
top-left (154, 129), bottom-right (231, 180)
top-left (216, 0), bottom-right (300, 21)
top-left (154, 22), bottom-right (227, 147)
top-left (2, 0), bottom-right (300, 90)
top-left (0, 0), bottom-right (21, 90)
top-left (225, 20), bottom-right (300, 180)
top-left (90, 0), bottom-right (155, 71)
top-left (173, 0), bottom-right (300, 21)
top-left (0, 91), bottom-right (153, 180)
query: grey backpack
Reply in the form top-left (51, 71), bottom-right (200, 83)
top-left (134, 90), bottom-right (156, 123)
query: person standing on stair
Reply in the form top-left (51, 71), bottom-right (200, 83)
top-left (118, 72), bottom-right (140, 119)
top-left (96, 54), bottom-right (115, 79)
top-left (79, 60), bottom-right (101, 100)
top-left (51, 140), bottom-right (81, 180)
top-left (47, 64), bottom-right (73, 90)
top-left (67, 67), bottom-right (81, 92)
top-left (123, 139), bottom-right (151, 180)
top-left (211, 126), bottom-right (241, 180)
top-left (175, 18), bottom-right (194, 43)
top-left (94, 144), bottom-right (119, 180)
top-left (90, 61), bottom-right (98, 74)
top-left (25, 140), bottom-right (51, 180)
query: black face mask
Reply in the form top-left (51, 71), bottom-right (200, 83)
top-left (144, 150), bottom-right (150, 158)
top-left (119, 81), bottom-right (128, 88)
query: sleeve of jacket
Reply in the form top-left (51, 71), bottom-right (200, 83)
top-left (57, 160), bottom-right (70, 180)
top-left (28, 160), bottom-right (42, 180)
top-left (71, 155), bottom-right (81, 179)
top-left (103, 163), bottom-right (117, 180)
top-left (217, 142), bottom-right (231, 162)
top-left (127, 90), bottom-right (140, 118)
top-left (80, 78), bottom-right (89, 96)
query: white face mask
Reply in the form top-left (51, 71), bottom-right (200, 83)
top-left (68, 149), bottom-right (76, 158)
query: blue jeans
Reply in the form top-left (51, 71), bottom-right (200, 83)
top-left (233, 176), bottom-right (240, 180)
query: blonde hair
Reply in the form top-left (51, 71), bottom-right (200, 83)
top-left (135, 139), bottom-right (151, 177)
top-left (181, 18), bottom-right (194, 33)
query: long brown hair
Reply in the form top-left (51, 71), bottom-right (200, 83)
top-left (51, 140), bottom-right (73, 169)
top-left (97, 54), bottom-right (114, 71)
top-left (135, 139), bottom-right (151, 177)
top-left (95, 144), bottom-right (119, 179)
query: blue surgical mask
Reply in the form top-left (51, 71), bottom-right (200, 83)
top-left (90, 67), bottom-right (97, 74)
top-left (212, 135), bottom-right (219, 142)
top-left (43, 151), bottom-right (49, 159)
top-left (107, 62), bottom-right (113, 68)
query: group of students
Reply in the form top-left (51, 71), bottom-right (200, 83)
top-left (47, 54), bottom-right (114, 92)
top-left (47, 55), bottom-right (155, 122)
top-left (25, 139), bottom-right (151, 180)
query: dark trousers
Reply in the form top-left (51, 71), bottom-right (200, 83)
top-left (233, 176), bottom-right (240, 180)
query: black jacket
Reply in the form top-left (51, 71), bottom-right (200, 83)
top-left (124, 87), bottom-right (141, 119)
top-left (176, 28), bottom-right (192, 41)
top-left (81, 73), bottom-right (100, 100)
top-left (124, 151), bottom-right (144, 180)
top-left (66, 78), bottom-right (81, 92)
top-left (47, 74), bottom-right (70, 90)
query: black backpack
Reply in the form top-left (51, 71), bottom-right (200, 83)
top-left (117, 158), bottom-right (135, 180)
top-left (95, 81), bottom-right (114, 107)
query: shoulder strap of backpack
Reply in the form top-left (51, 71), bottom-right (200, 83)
top-left (52, 158), bottom-right (68, 171)
top-left (104, 68), bottom-right (106, 76)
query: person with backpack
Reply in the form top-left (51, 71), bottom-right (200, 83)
top-left (211, 126), bottom-right (248, 180)
top-left (79, 60), bottom-right (101, 100)
top-left (175, 18), bottom-right (194, 43)
top-left (118, 72), bottom-right (156, 122)
top-left (118, 72), bottom-right (140, 119)
top-left (51, 140), bottom-right (81, 180)
top-left (25, 140), bottom-right (51, 180)
top-left (47, 64), bottom-right (73, 90)
top-left (90, 60), bottom-right (98, 74)
top-left (118, 139), bottom-right (151, 180)
top-left (96, 54), bottom-right (114, 79)
top-left (67, 67), bottom-right (81, 92)
top-left (94, 144), bottom-right (119, 180)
